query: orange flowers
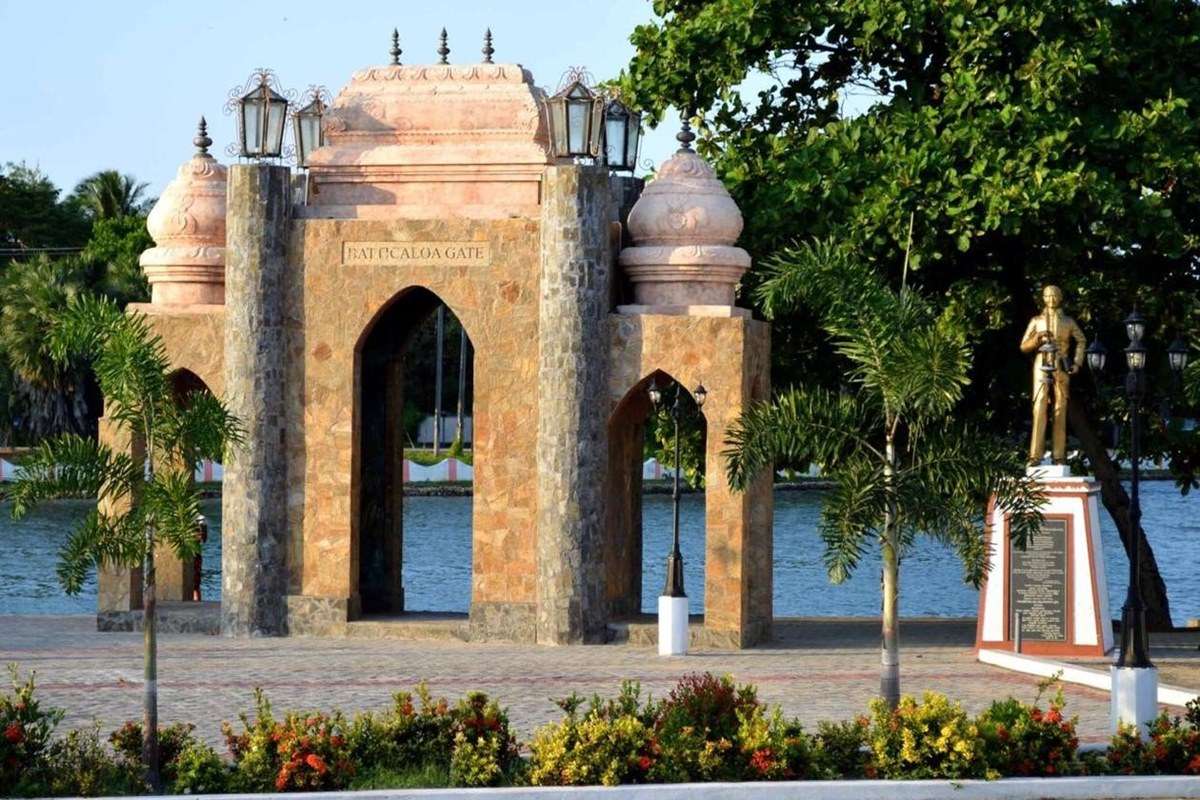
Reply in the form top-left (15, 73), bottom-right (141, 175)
top-left (3, 723), bottom-right (22, 744)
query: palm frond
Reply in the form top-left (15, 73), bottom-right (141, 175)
top-left (158, 390), bottom-right (246, 466)
top-left (56, 509), bottom-right (146, 594)
top-left (141, 470), bottom-right (203, 561)
top-left (723, 387), bottom-right (880, 490)
top-left (8, 434), bottom-right (136, 518)
top-left (819, 457), bottom-right (888, 583)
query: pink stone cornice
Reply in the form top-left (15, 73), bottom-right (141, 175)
top-left (308, 62), bottom-right (550, 170)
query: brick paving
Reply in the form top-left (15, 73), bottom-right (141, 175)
top-left (0, 615), bottom-right (1158, 747)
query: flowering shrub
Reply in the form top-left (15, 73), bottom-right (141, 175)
top-left (652, 673), bottom-right (767, 782)
top-left (344, 684), bottom-right (519, 787)
top-left (527, 684), bottom-right (655, 786)
top-left (978, 681), bottom-right (1080, 777)
top-left (0, 666), bottom-right (63, 793)
top-left (222, 689), bottom-right (354, 792)
top-left (867, 692), bottom-right (987, 779)
top-left (1108, 698), bottom-right (1200, 775)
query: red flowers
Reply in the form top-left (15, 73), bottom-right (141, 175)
top-left (3, 723), bottom-right (22, 744)
top-left (305, 753), bottom-right (328, 774)
top-left (750, 748), bottom-right (776, 776)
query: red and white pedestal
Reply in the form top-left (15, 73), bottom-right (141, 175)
top-left (977, 465), bottom-right (1113, 657)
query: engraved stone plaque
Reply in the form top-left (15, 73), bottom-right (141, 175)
top-left (341, 241), bottom-right (491, 267)
top-left (1010, 518), bottom-right (1068, 641)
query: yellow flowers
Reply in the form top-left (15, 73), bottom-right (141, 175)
top-left (868, 692), bottom-right (986, 780)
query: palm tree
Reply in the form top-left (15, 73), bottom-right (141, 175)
top-left (7, 295), bottom-right (242, 790)
top-left (0, 255), bottom-right (93, 439)
top-left (72, 170), bottom-right (150, 220)
top-left (724, 238), bottom-right (1043, 708)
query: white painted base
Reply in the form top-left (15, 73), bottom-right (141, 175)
top-left (1112, 666), bottom-right (1159, 736)
top-left (658, 595), bottom-right (689, 656)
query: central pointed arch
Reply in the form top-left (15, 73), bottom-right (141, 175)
top-left (351, 286), bottom-right (475, 618)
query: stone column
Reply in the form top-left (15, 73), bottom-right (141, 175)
top-left (221, 164), bottom-right (290, 636)
top-left (535, 164), bottom-right (613, 644)
top-left (96, 414), bottom-right (143, 621)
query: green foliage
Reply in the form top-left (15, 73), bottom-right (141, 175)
top-left (867, 692), bottom-right (987, 780)
top-left (169, 740), bottom-right (228, 795)
top-left (108, 721), bottom-right (201, 788)
top-left (222, 690), bottom-right (354, 792)
top-left (80, 216), bottom-right (152, 307)
top-left (71, 171), bottom-right (149, 222)
top-left (9, 295), bottom-right (243, 595)
top-left (809, 718), bottom-right (871, 779)
top-left (646, 389), bottom-right (706, 489)
top-left (41, 725), bottom-right (140, 797)
top-left (726, 239), bottom-right (1041, 591)
top-left (527, 683), bottom-right (655, 786)
top-left (623, 0), bottom-right (1200, 539)
top-left (348, 762), bottom-right (450, 789)
top-left (1106, 698), bottom-right (1200, 775)
top-left (0, 666), bottom-right (64, 793)
top-left (0, 163), bottom-right (91, 250)
top-left (977, 678), bottom-right (1080, 777)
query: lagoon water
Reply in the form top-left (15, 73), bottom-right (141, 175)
top-left (2, 483), bottom-right (1197, 623)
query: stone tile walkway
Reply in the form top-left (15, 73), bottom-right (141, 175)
top-left (0, 615), bottom-right (1168, 747)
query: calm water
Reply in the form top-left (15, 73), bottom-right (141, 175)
top-left (2, 485), bottom-right (1197, 622)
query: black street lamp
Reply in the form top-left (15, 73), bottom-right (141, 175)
top-left (649, 378), bottom-right (707, 598)
top-left (544, 68), bottom-right (605, 161)
top-left (225, 68), bottom-right (294, 160)
top-left (292, 87), bottom-right (330, 169)
top-left (1088, 312), bottom-right (1189, 669)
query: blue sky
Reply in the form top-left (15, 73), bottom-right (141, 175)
top-left (0, 0), bottom-right (682, 198)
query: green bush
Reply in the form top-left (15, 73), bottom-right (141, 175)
top-left (346, 685), bottom-right (454, 775)
top-left (170, 740), bottom-right (228, 795)
top-left (809, 718), bottom-right (871, 778)
top-left (977, 682), bottom-right (1079, 777)
top-left (221, 690), bottom-right (354, 792)
top-left (867, 692), bottom-right (987, 779)
top-left (527, 685), bottom-right (655, 786)
top-left (42, 725), bottom-right (140, 797)
top-left (108, 720), bottom-right (200, 787)
top-left (0, 666), bottom-right (63, 794)
top-left (1107, 698), bottom-right (1200, 775)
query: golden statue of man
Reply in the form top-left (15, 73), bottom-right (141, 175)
top-left (1020, 285), bottom-right (1087, 466)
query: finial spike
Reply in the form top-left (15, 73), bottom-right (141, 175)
top-left (676, 118), bottom-right (696, 152)
top-left (390, 28), bottom-right (402, 65)
top-left (438, 27), bottom-right (450, 64)
top-left (482, 28), bottom-right (494, 63)
top-left (193, 116), bottom-right (212, 156)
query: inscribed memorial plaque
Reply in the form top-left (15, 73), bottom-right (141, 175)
top-left (1009, 518), bottom-right (1068, 641)
top-left (342, 241), bottom-right (491, 267)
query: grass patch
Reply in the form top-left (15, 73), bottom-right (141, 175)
top-left (406, 448), bottom-right (474, 466)
top-left (348, 762), bottom-right (451, 789)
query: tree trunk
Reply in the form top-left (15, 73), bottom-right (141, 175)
top-left (142, 535), bottom-right (161, 792)
top-left (880, 431), bottom-right (900, 708)
top-left (1067, 397), bottom-right (1173, 630)
top-left (433, 305), bottom-right (444, 456)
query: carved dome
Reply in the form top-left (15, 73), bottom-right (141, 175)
top-left (619, 146), bottom-right (750, 311)
top-left (141, 119), bottom-right (227, 306)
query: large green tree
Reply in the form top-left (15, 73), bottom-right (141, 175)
top-left (726, 238), bottom-right (1041, 706)
top-left (0, 163), bottom-right (90, 250)
top-left (624, 0), bottom-right (1200, 627)
top-left (72, 170), bottom-right (150, 221)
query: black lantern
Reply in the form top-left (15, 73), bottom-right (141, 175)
top-left (1168, 337), bottom-right (1190, 374)
top-left (1124, 309), bottom-right (1147, 343)
top-left (1085, 337), bottom-right (1108, 373)
top-left (693, 383), bottom-right (707, 409)
top-left (227, 69), bottom-right (291, 159)
top-left (1125, 338), bottom-right (1148, 371)
top-left (603, 97), bottom-right (642, 172)
top-left (545, 69), bottom-right (604, 160)
top-left (292, 87), bottom-right (329, 168)
top-left (647, 378), bottom-right (662, 406)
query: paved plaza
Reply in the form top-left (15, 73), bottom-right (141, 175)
top-left (2, 614), bottom-right (1175, 747)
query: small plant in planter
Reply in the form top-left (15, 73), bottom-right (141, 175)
top-left (1108, 698), bottom-right (1200, 775)
top-left (867, 692), bottom-right (986, 779)
top-left (0, 666), bottom-right (63, 794)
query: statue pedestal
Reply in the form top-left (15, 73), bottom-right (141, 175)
top-left (976, 468), bottom-right (1113, 657)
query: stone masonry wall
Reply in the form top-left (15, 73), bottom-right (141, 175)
top-left (607, 313), bottom-right (773, 647)
top-left (221, 164), bottom-right (291, 636)
top-left (535, 165), bottom-right (614, 644)
top-left (284, 216), bottom-right (542, 641)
